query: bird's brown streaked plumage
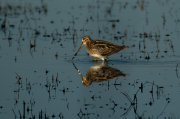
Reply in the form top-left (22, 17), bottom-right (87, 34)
top-left (72, 36), bottom-right (129, 61)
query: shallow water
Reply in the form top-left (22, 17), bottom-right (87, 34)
top-left (0, 0), bottom-right (180, 118)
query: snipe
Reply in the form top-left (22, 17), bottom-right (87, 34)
top-left (72, 36), bottom-right (129, 61)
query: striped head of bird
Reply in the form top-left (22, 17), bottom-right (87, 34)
top-left (72, 36), bottom-right (92, 60)
top-left (81, 35), bottom-right (92, 45)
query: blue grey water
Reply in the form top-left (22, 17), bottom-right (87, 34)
top-left (0, 0), bottom-right (180, 118)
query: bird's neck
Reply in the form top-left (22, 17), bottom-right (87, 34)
top-left (86, 40), bottom-right (92, 47)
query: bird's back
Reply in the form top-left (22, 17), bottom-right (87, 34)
top-left (86, 40), bottom-right (129, 56)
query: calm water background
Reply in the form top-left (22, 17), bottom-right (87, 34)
top-left (0, 0), bottom-right (180, 118)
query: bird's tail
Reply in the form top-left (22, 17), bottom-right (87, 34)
top-left (124, 46), bottom-right (129, 49)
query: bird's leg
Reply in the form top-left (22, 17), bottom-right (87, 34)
top-left (102, 58), bottom-right (105, 62)
top-left (106, 57), bottom-right (109, 61)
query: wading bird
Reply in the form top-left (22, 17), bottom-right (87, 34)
top-left (72, 36), bottom-right (129, 62)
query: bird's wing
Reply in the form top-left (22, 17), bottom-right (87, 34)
top-left (91, 40), bottom-right (124, 56)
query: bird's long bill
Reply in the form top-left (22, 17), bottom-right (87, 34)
top-left (72, 62), bottom-right (84, 80)
top-left (72, 43), bottom-right (83, 60)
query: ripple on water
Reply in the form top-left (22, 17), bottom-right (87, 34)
top-left (67, 57), bottom-right (179, 67)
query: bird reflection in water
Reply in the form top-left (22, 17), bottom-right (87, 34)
top-left (73, 62), bottom-right (129, 86)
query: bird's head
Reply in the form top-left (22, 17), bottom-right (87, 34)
top-left (81, 36), bottom-right (92, 45)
